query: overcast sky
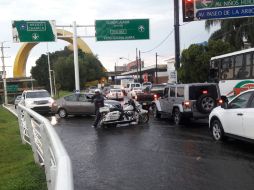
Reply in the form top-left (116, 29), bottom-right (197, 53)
top-left (0, 0), bottom-right (219, 77)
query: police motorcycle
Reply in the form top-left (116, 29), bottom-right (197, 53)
top-left (99, 99), bottom-right (149, 127)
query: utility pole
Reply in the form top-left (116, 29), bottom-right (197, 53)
top-left (155, 53), bottom-right (158, 84)
top-left (139, 50), bottom-right (142, 83)
top-left (73, 21), bottom-right (80, 92)
top-left (174, 0), bottom-right (180, 70)
top-left (47, 43), bottom-right (53, 97)
top-left (136, 48), bottom-right (139, 82)
top-left (0, 42), bottom-right (9, 105)
top-left (114, 62), bottom-right (117, 85)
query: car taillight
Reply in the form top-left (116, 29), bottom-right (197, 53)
top-left (217, 99), bottom-right (223, 105)
top-left (182, 100), bottom-right (191, 109)
top-left (202, 90), bottom-right (208, 94)
top-left (153, 94), bottom-right (158, 100)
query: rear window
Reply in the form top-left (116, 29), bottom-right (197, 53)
top-left (111, 89), bottom-right (121, 92)
top-left (151, 85), bottom-right (166, 96)
top-left (177, 87), bottom-right (184, 97)
top-left (189, 85), bottom-right (219, 100)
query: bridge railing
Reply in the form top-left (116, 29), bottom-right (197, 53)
top-left (16, 104), bottom-right (74, 190)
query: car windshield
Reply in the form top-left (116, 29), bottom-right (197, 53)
top-left (26, 91), bottom-right (50, 98)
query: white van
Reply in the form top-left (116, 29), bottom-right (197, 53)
top-left (124, 83), bottom-right (141, 94)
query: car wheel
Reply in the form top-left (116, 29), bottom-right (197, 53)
top-left (173, 108), bottom-right (182, 126)
top-left (153, 105), bottom-right (161, 119)
top-left (58, 108), bottom-right (68, 118)
top-left (211, 119), bottom-right (225, 141)
top-left (197, 94), bottom-right (215, 114)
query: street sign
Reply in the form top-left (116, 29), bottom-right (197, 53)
top-left (183, 0), bottom-right (254, 21)
top-left (7, 84), bottom-right (18, 93)
top-left (12, 20), bottom-right (57, 43)
top-left (196, 6), bottom-right (254, 20)
top-left (95, 19), bottom-right (149, 41)
top-left (195, 0), bottom-right (254, 10)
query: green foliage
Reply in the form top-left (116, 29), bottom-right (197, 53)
top-left (178, 40), bottom-right (233, 83)
top-left (0, 106), bottom-right (47, 190)
top-left (206, 18), bottom-right (254, 50)
top-left (31, 47), bottom-right (105, 91)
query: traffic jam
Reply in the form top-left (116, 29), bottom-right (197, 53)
top-left (17, 80), bottom-right (254, 144)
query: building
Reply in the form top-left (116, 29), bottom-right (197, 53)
top-left (166, 57), bottom-right (177, 83)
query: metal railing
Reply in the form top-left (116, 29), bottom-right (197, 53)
top-left (16, 104), bottom-right (74, 190)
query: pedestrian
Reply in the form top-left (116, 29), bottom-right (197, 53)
top-left (91, 89), bottom-right (104, 128)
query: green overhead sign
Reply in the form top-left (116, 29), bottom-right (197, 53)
top-left (12, 20), bottom-right (57, 43)
top-left (7, 84), bottom-right (18, 93)
top-left (195, 0), bottom-right (254, 9)
top-left (95, 19), bottom-right (149, 41)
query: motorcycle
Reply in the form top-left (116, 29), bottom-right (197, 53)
top-left (99, 99), bottom-right (149, 127)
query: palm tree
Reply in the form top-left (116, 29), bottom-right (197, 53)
top-left (205, 18), bottom-right (254, 50)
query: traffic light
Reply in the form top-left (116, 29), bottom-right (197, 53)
top-left (182, 0), bottom-right (194, 22)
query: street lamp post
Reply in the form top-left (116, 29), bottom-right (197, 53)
top-left (50, 70), bottom-right (56, 96)
top-left (47, 43), bottom-right (53, 97)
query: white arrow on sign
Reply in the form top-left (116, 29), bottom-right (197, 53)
top-left (32, 33), bottom-right (39, 40)
top-left (138, 25), bottom-right (145, 32)
top-left (201, 0), bottom-right (213, 7)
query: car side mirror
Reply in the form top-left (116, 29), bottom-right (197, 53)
top-left (221, 102), bottom-right (228, 109)
top-left (220, 96), bottom-right (228, 109)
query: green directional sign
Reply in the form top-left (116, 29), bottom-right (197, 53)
top-left (12, 20), bottom-right (57, 43)
top-left (196, 0), bottom-right (254, 9)
top-left (7, 84), bottom-right (18, 93)
top-left (95, 19), bottom-right (149, 41)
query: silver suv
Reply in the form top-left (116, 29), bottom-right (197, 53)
top-left (153, 83), bottom-right (221, 125)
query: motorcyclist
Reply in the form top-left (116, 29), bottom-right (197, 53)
top-left (91, 89), bottom-right (104, 128)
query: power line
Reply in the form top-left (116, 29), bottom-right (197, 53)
top-left (141, 28), bottom-right (174, 54)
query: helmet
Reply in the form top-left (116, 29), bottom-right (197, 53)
top-left (94, 89), bottom-right (100, 93)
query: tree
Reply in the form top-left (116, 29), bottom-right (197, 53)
top-left (178, 40), bottom-right (233, 83)
top-left (205, 18), bottom-right (254, 50)
top-left (31, 47), bottom-right (106, 91)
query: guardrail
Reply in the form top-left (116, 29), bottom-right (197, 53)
top-left (16, 104), bottom-right (74, 190)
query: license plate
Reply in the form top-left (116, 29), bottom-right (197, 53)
top-left (143, 103), bottom-right (147, 105)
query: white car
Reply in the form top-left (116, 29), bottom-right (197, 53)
top-left (106, 89), bottom-right (124, 100)
top-left (209, 89), bottom-right (254, 142)
top-left (21, 89), bottom-right (54, 114)
top-left (128, 87), bottom-right (143, 99)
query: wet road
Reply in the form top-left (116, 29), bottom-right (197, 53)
top-left (51, 116), bottom-right (254, 190)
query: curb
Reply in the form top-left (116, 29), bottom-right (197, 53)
top-left (2, 104), bottom-right (18, 117)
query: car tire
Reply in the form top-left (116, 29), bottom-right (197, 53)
top-left (153, 105), bottom-right (161, 119)
top-left (58, 108), bottom-right (68, 118)
top-left (196, 94), bottom-right (216, 114)
top-left (211, 119), bottom-right (225, 141)
top-left (173, 108), bottom-right (183, 126)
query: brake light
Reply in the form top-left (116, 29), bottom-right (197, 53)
top-left (217, 99), bottom-right (223, 105)
top-left (182, 100), bottom-right (191, 109)
top-left (202, 90), bottom-right (208, 94)
top-left (153, 94), bottom-right (158, 100)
